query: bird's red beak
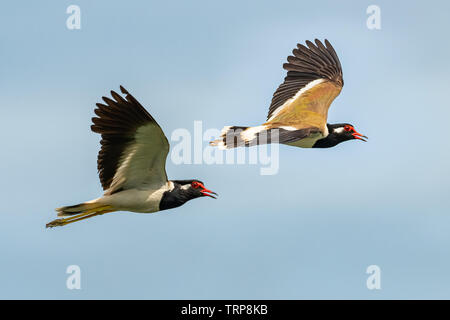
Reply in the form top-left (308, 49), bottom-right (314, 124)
top-left (352, 129), bottom-right (368, 142)
top-left (201, 187), bottom-right (218, 199)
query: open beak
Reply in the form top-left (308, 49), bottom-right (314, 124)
top-left (201, 188), bottom-right (218, 199)
top-left (352, 131), bottom-right (368, 142)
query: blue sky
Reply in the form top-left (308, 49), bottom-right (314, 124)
top-left (1, 0), bottom-right (450, 299)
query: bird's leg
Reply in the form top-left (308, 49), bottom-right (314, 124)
top-left (46, 206), bottom-right (114, 228)
top-left (47, 207), bottom-right (101, 226)
top-left (54, 209), bottom-right (115, 227)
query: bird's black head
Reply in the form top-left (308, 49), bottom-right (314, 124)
top-left (159, 180), bottom-right (217, 211)
top-left (174, 180), bottom-right (218, 199)
top-left (313, 123), bottom-right (368, 148)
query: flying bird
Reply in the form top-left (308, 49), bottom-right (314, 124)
top-left (46, 86), bottom-right (217, 228)
top-left (210, 39), bottom-right (367, 149)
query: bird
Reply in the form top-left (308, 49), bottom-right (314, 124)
top-left (210, 39), bottom-right (367, 149)
top-left (46, 86), bottom-right (217, 228)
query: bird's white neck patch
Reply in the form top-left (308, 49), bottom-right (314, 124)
top-left (180, 184), bottom-right (191, 190)
top-left (323, 125), bottom-right (329, 137)
top-left (333, 127), bottom-right (345, 134)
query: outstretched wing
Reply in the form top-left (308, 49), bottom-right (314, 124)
top-left (91, 86), bottom-right (169, 195)
top-left (266, 39), bottom-right (343, 134)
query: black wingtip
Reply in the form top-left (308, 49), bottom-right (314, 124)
top-left (120, 85), bottom-right (128, 95)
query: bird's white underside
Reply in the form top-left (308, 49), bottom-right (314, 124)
top-left (90, 182), bottom-right (173, 213)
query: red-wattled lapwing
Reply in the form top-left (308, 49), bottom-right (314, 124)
top-left (46, 86), bottom-right (217, 228)
top-left (210, 39), bottom-right (367, 149)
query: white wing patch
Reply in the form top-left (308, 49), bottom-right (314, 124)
top-left (108, 146), bottom-right (137, 192)
top-left (267, 79), bottom-right (325, 122)
top-left (107, 123), bottom-right (169, 194)
top-left (279, 126), bottom-right (297, 131)
top-left (241, 125), bottom-right (267, 141)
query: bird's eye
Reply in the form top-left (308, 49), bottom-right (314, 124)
top-left (191, 182), bottom-right (200, 188)
top-left (344, 125), bottom-right (352, 132)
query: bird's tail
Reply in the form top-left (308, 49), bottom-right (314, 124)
top-left (210, 125), bottom-right (271, 149)
top-left (56, 202), bottom-right (101, 217)
top-left (46, 200), bottom-right (115, 228)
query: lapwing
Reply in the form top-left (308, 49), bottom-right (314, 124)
top-left (210, 39), bottom-right (367, 149)
top-left (46, 86), bottom-right (217, 228)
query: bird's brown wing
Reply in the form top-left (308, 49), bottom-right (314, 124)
top-left (266, 39), bottom-right (344, 134)
top-left (91, 86), bottom-right (169, 195)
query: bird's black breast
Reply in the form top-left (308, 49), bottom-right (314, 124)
top-left (159, 188), bottom-right (189, 211)
top-left (312, 136), bottom-right (338, 148)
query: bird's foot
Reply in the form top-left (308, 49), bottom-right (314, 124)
top-left (46, 219), bottom-right (66, 228)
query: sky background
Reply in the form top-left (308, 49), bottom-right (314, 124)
top-left (1, 0), bottom-right (449, 299)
